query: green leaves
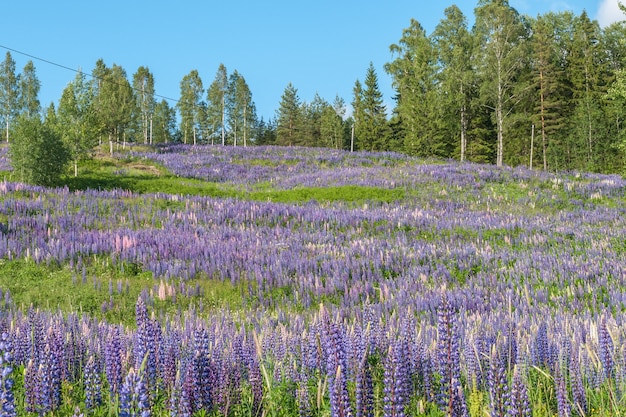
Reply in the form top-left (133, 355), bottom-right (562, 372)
top-left (9, 114), bottom-right (70, 186)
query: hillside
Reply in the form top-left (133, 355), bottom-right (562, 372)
top-left (0, 144), bottom-right (625, 416)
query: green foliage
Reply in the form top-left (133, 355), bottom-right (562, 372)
top-left (0, 51), bottom-right (20, 142)
top-left (356, 63), bottom-right (389, 152)
top-left (177, 69), bottom-right (204, 145)
top-left (8, 114), bottom-right (70, 186)
top-left (0, 257), bottom-right (244, 327)
top-left (276, 83), bottom-right (303, 146)
top-left (207, 63), bottom-right (229, 145)
top-left (58, 70), bottom-right (99, 176)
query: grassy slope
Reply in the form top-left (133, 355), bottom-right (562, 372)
top-left (0, 151), bottom-right (403, 325)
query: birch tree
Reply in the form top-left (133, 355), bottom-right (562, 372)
top-left (58, 70), bottom-right (98, 176)
top-left (207, 64), bottom-right (228, 145)
top-left (132, 66), bottom-right (156, 144)
top-left (433, 6), bottom-right (474, 161)
top-left (19, 61), bottom-right (41, 118)
top-left (474, 0), bottom-right (529, 166)
top-left (0, 52), bottom-right (20, 142)
top-left (177, 70), bottom-right (203, 145)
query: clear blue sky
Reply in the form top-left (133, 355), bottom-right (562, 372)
top-left (0, 0), bottom-right (621, 121)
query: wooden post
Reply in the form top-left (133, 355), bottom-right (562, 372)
top-left (529, 124), bottom-right (535, 169)
top-left (350, 124), bottom-right (355, 152)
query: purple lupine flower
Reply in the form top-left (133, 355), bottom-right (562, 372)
top-left (598, 318), bottom-right (614, 381)
top-left (105, 327), bottom-right (123, 397)
top-left (170, 360), bottom-right (196, 417)
top-left (297, 378), bottom-right (312, 417)
top-left (450, 382), bottom-right (468, 417)
top-left (44, 336), bottom-right (63, 410)
top-left (569, 347), bottom-right (587, 416)
top-left (135, 297), bottom-right (148, 329)
top-left (355, 349), bottom-right (374, 417)
top-left (84, 354), bottom-right (102, 411)
top-left (24, 359), bottom-right (37, 414)
top-left (488, 348), bottom-right (508, 417)
top-left (555, 369), bottom-right (570, 417)
top-left (32, 342), bottom-right (61, 416)
top-left (0, 333), bottom-right (16, 417)
top-left (437, 294), bottom-right (464, 416)
top-left (216, 354), bottom-right (242, 417)
top-left (161, 331), bottom-right (180, 392)
top-left (324, 322), bottom-right (353, 417)
top-left (383, 339), bottom-right (410, 417)
top-left (533, 323), bottom-right (550, 370)
top-left (119, 367), bottom-right (151, 417)
top-left (506, 368), bottom-right (531, 417)
top-left (247, 357), bottom-right (264, 417)
top-left (192, 329), bottom-right (213, 412)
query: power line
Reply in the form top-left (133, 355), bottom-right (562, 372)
top-left (0, 44), bottom-right (181, 104)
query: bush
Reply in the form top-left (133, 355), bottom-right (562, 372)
top-left (8, 115), bottom-right (69, 186)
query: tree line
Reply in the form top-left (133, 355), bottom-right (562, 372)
top-left (1, 0), bottom-right (626, 185)
top-left (273, 1), bottom-right (626, 174)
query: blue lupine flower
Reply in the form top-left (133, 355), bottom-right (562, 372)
top-left (84, 354), bottom-right (102, 411)
top-left (119, 367), bottom-right (151, 417)
top-left (0, 333), bottom-right (16, 417)
top-left (506, 368), bottom-right (531, 417)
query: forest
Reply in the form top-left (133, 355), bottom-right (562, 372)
top-left (1, 0), bottom-right (626, 180)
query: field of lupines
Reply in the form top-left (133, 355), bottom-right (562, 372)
top-left (0, 144), bottom-right (625, 416)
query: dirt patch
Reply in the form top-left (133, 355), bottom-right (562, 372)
top-left (128, 163), bottom-right (162, 176)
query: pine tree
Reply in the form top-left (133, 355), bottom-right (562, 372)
top-left (302, 93), bottom-right (327, 147)
top-left (529, 13), bottom-right (571, 170)
top-left (0, 52), bottom-right (20, 142)
top-left (567, 11), bottom-right (609, 171)
top-left (276, 83), bottom-right (302, 146)
top-left (358, 63), bottom-right (388, 152)
top-left (386, 19), bottom-right (442, 156)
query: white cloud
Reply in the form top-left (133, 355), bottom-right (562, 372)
top-left (597, 0), bottom-right (626, 27)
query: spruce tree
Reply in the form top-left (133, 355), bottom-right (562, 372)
top-left (276, 83), bottom-right (302, 146)
top-left (386, 19), bottom-right (442, 156)
top-left (359, 63), bottom-right (387, 152)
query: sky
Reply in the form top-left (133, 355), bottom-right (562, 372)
top-left (0, 0), bottom-right (624, 122)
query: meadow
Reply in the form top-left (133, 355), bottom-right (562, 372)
top-left (0, 144), bottom-right (624, 416)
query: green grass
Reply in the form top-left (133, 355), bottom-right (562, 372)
top-left (0, 258), bottom-right (246, 327)
top-left (58, 154), bottom-right (406, 205)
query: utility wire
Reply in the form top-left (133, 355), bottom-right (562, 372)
top-left (0, 44), bottom-right (181, 104)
